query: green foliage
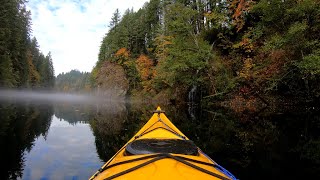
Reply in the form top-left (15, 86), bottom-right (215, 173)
top-left (0, 0), bottom-right (55, 89)
top-left (157, 37), bottom-right (212, 87)
top-left (94, 0), bottom-right (320, 101)
top-left (109, 9), bottom-right (121, 28)
top-left (97, 5), bottom-right (160, 64)
top-left (0, 103), bottom-right (54, 179)
top-left (0, 54), bottom-right (17, 87)
top-left (153, 3), bottom-right (213, 90)
top-left (297, 51), bottom-right (320, 76)
top-left (123, 60), bottom-right (140, 91)
top-left (263, 34), bottom-right (286, 51)
top-left (55, 70), bottom-right (92, 92)
top-left (209, 56), bottom-right (238, 96)
top-left (165, 3), bottom-right (197, 36)
top-left (38, 52), bottom-right (55, 88)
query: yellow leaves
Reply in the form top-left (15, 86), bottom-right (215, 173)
top-left (239, 58), bottom-right (254, 79)
top-left (233, 29), bottom-right (255, 53)
top-left (204, 10), bottom-right (227, 25)
top-left (26, 50), bottom-right (40, 85)
top-left (233, 38), bottom-right (254, 56)
top-left (240, 38), bottom-right (254, 53)
top-left (154, 35), bottom-right (173, 62)
top-left (91, 66), bottom-right (99, 79)
top-left (63, 85), bottom-right (69, 91)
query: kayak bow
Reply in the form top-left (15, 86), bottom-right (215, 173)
top-left (90, 107), bottom-right (237, 180)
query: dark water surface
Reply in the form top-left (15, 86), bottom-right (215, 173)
top-left (0, 98), bottom-right (319, 179)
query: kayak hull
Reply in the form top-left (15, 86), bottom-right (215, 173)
top-left (90, 107), bottom-right (236, 180)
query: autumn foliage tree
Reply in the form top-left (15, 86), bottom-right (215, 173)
top-left (228, 0), bottom-right (255, 32)
top-left (136, 54), bottom-right (154, 81)
top-left (94, 0), bottom-right (320, 102)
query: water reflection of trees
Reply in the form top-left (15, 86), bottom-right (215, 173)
top-left (66, 100), bottom-right (319, 179)
top-left (90, 103), bottom-right (131, 161)
top-left (172, 105), bottom-right (320, 179)
top-left (90, 103), bottom-right (170, 162)
top-left (54, 103), bottom-right (95, 124)
top-left (0, 102), bottom-right (53, 180)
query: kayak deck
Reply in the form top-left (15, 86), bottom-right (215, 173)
top-left (90, 107), bottom-right (236, 180)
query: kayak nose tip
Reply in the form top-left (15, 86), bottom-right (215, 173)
top-left (153, 106), bottom-right (165, 114)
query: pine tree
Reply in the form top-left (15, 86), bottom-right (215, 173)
top-left (109, 9), bottom-right (121, 29)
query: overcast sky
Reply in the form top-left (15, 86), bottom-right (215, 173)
top-left (27, 0), bottom-right (149, 76)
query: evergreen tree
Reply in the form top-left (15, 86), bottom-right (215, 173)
top-left (94, 0), bottom-right (320, 101)
top-left (0, 0), bottom-right (55, 89)
top-left (55, 70), bottom-right (92, 92)
top-left (109, 9), bottom-right (121, 29)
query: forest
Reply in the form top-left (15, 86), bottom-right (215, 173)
top-left (93, 0), bottom-right (320, 106)
top-left (0, 0), bottom-right (55, 89)
top-left (55, 70), bottom-right (92, 92)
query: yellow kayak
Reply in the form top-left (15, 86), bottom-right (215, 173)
top-left (90, 107), bottom-right (237, 180)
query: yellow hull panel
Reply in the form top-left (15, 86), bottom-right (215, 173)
top-left (90, 107), bottom-right (236, 180)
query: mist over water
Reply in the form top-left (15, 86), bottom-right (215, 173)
top-left (0, 89), bottom-right (129, 179)
top-left (0, 89), bottom-right (319, 179)
top-left (0, 89), bottom-right (125, 105)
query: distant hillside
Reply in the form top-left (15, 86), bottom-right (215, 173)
top-left (55, 70), bottom-right (92, 92)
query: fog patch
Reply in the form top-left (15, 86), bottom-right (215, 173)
top-left (0, 89), bottom-right (124, 105)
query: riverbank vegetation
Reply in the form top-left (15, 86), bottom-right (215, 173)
top-left (92, 0), bottom-right (320, 107)
top-left (0, 0), bottom-right (55, 89)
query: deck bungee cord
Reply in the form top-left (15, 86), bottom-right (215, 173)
top-left (134, 112), bottom-right (186, 140)
top-left (101, 153), bottom-right (231, 180)
top-left (90, 107), bottom-right (237, 180)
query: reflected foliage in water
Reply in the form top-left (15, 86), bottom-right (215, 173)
top-left (90, 103), bottom-right (137, 161)
top-left (0, 99), bottom-right (319, 179)
top-left (169, 106), bottom-right (320, 179)
top-left (0, 102), bottom-right (53, 180)
top-left (89, 102), bottom-right (320, 179)
top-left (54, 103), bottom-right (94, 125)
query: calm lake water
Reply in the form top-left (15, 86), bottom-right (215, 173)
top-left (0, 95), bottom-right (319, 179)
top-left (20, 116), bottom-right (102, 180)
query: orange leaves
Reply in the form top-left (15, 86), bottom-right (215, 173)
top-left (229, 0), bottom-right (254, 31)
top-left (115, 48), bottom-right (130, 64)
top-left (136, 54), bottom-right (154, 81)
top-left (255, 49), bottom-right (287, 80)
top-left (269, 49), bottom-right (287, 62)
top-left (115, 48), bottom-right (130, 58)
top-left (228, 95), bottom-right (258, 113)
top-left (239, 38), bottom-right (254, 53)
top-left (239, 50), bottom-right (287, 82)
top-left (135, 54), bottom-right (157, 93)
